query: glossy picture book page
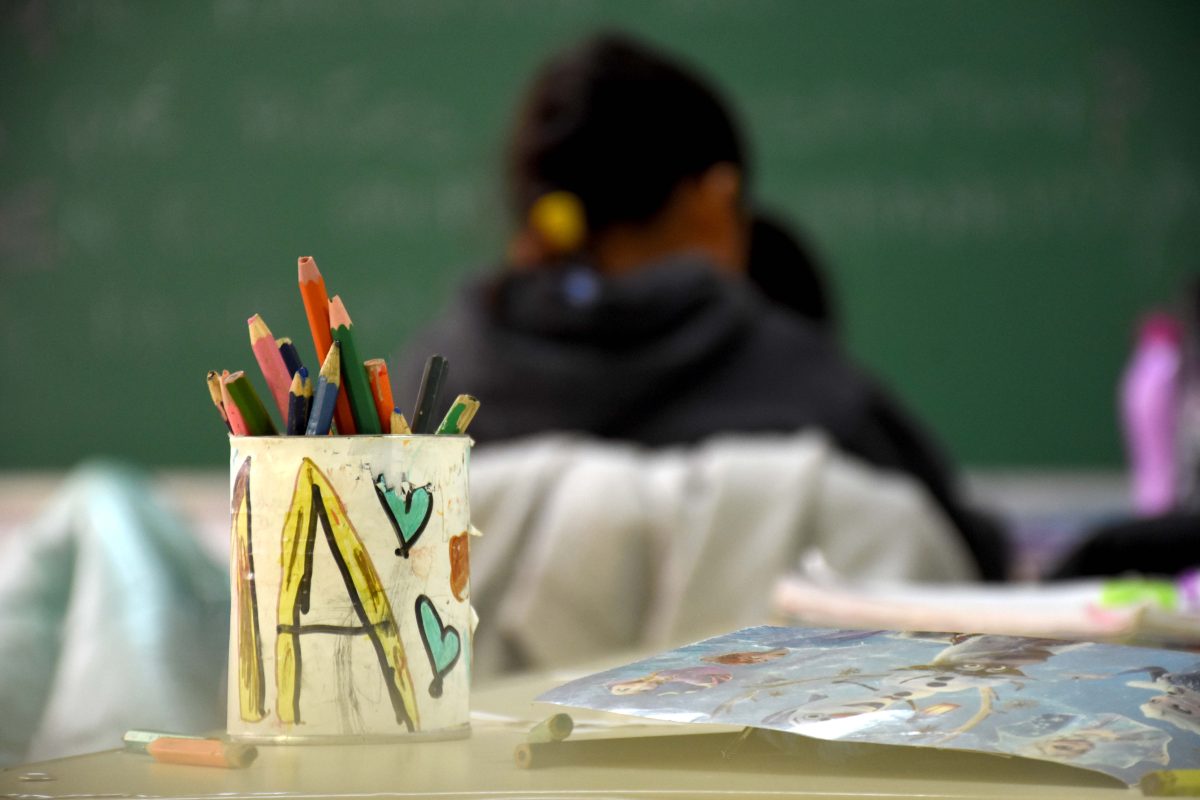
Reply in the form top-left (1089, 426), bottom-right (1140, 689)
top-left (539, 626), bottom-right (1200, 785)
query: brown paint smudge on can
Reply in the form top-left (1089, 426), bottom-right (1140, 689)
top-left (449, 532), bottom-right (470, 601)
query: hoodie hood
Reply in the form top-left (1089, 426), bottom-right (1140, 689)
top-left (394, 256), bottom-right (869, 447)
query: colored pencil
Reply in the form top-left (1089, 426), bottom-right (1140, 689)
top-left (328, 295), bottom-right (381, 434)
top-left (123, 730), bottom-right (209, 755)
top-left (390, 409), bottom-right (412, 435)
top-left (364, 358), bottom-right (395, 433)
top-left (286, 368), bottom-right (309, 435)
top-left (248, 313), bottom-right (292, 421)
top-left (527, 713), bottom-right (574, 744)
top-left (306, 341), bottom-right (341, 436)
top-left (1141, 770), bottom-right (1200, 797)
top-left (411, 354), bottom-right (448, 434)
top-left (299, 256), bottom-right (356, 434)
top-left (302, 370), bottom-right (313, 426)
top-left (436, 393), bottom-right (480, 435)
top-left (206, 370), bottom-right (233, 432)
top-left (220, 370), bottom-right (250, 435)
top-left (146, 737), bottom-right (257, 769)
top-left (276, 337), bottom-right (305, 378)
top-left (298, 256), bottom-right (332, 362)
top-left (224, 371), bottom-right (278, 436)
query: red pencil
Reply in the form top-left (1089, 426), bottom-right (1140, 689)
top-left (248, 314), bottom-right (292, 421)
top-left (220, 370), bottom-right (250, 435)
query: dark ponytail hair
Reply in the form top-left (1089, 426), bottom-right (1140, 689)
top-left (507, 32), bottom-right (748, 253)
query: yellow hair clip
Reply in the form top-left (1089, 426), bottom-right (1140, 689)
top-left (529, 190), bottom-right (586, 255)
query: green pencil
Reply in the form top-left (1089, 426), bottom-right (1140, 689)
top-left (328, 295), bottom-right (381, 434)
top-left (224, 371), bottom-right (278, 435)
top-left (436, 394), bottom-right (480, 435)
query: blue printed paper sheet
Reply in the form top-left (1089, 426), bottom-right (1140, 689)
top-left (537, 626), bottom-right (1200, 785)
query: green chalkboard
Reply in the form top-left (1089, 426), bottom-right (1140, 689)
top-left (2, 1), bottom-right (1198, 469)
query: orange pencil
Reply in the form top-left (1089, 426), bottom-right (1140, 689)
top-left (298, 256), bottom-right (356, 434)
top-left (220, 370), bottom-right (249, 435)
top-left (364, 358), bottom-right (395, 433)
top-left (146, 737), bottom-right (257, 769)
top-left (298, 256), bottom-right (332, 362)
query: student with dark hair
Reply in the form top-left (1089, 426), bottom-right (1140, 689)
top-left (393, 32), bottom-right (1009, 580)
top-left (747, 212), bottom-right (838, 334)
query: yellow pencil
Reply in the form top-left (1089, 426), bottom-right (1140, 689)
top-left (206, 371), bottom-right (232, 432)
top-left (390, 409), bottom-right (412, 435)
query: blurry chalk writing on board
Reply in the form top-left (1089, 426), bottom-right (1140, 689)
top-left (1, 1), bottom-right (1198, 468)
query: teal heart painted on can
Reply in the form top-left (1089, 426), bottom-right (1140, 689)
top-left (416, 595), bottom-right (461, 698)
top-left (374, 474), bottom-right (433, 557)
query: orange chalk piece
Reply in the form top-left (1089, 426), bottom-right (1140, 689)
top-left (145, 737), bottom-right (257, 769)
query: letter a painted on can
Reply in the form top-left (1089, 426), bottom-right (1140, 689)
top-left (231, 457), bottom-right (266, 722)
top-left (275, 458), bottom-right (419, 731)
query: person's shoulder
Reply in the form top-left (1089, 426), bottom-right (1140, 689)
top-left (740, 284), bottom-right (856, 368)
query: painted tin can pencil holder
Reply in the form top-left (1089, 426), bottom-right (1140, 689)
top-left (226, 434), bottom-right (474, 743)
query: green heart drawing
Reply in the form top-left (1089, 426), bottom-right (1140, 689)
top-left (416, 595), bottom-right (461, 698)
top-left (374, 474), bottom-right (433, 557)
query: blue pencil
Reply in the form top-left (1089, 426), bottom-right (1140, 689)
top-left (305, 342), bottom-right (341, 436)
top-left (301, 369), bottom-right (313, 432)
top-left (286, 367), bottom-right (310, 435)
top-left (277, 337), bottom-right (305, 378)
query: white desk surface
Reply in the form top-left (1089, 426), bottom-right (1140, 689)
top-left (0, 667), bottom-right (1140, 799)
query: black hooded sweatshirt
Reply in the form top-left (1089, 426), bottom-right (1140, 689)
top-left (393, 257), bottom-right (1008, 579)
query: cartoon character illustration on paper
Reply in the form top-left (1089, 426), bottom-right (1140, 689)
top-left (1126, 663), bottom-right (1200, 734)
top-left (702, 648), bottom-right (789, 665)
top-left (886, 634), bottom-right (1078, 694)
top-left (608, 666), bottom-right (733, 696)
top-left (720, 635), bottom-right (1077, 735)
top-left (761, 694), bottom-right (962, 731)
top-left (997, 713), bottom-right (1171, 769)
top-left (916, 634), bottom-right (1075, 674)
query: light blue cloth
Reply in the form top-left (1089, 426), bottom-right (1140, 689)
top-left (0, 461), bottom-right (228, 765)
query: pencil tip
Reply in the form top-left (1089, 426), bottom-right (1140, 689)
top-left (328, 295), bottom-right (351, 326)
top-left (247, 313), bottom-right (271, 341)
top-left (298, 256), bottom-right (321, 282)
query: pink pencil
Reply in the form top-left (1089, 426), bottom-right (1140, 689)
top-left (248, 313), bottom-right (292, 421)
top-left (220, 369), bottom-right (250, 435)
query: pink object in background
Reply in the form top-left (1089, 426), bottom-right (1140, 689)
top-left (1121, 312), bottom-right (1183, 516)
